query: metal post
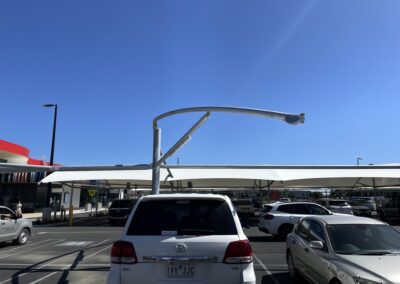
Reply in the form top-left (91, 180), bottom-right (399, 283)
top-left (151, 107), bottom-right (305, 196)
top-left (44, 104), bottom-right (57, 207)
top-left (96, 181), bottom-right (99, 216)
top-left (151, 126), bottom-right (161, 195)
top-left (69, 183), bottom-right (74, 226)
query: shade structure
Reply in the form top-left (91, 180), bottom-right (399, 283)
top-left (38, 165), bottom-right (400, 189)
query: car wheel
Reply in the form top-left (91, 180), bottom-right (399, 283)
top-left (330, 279), bottom-right (342, 284)
top-left (278, 224), bottom-right (293, 240)
top-left (287, 251), bottom-right (298, 280)
top-left (14, 228), bottom-right (30, 245)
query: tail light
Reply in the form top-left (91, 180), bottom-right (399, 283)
top-left (223, 240), bottom-right (253, 264)
top-left (263, 214), bottom-right (274, 220)
top-left (111, 240), bottom-right (137, 264)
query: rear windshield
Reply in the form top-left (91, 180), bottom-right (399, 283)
top-left (127, 199), bottom-right (237, 236)
top-left (110, 199), bottom-right (136, 208)
top-left (262, 205), bottom-right (273, 213)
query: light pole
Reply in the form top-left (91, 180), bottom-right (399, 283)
top-left (357, 157), bottom-right (362, 166)
top-left (151, 106), bottom-right (305, 195)
top-left (43, 104), bottom-right (58, 207)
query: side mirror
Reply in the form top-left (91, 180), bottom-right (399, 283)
top-left (309, 240), bottom-right (324, 250)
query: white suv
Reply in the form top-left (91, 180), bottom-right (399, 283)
top-left (258, 201), bottom-right (333, 239)
top-left (107, 194), bottom-right (256, 284)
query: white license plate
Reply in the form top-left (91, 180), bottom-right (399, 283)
top-left (167, 264), bottom-right (195, 278)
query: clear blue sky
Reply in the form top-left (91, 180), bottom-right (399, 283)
top-left (1, 0), bottom-right (399, 166)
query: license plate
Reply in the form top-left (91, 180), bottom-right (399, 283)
top-left (167, 264), bottom-right (195, 278)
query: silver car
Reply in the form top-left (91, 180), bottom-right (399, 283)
top-left (286, 215), bottom-right (400, 284)
top-left (0, 205), bottom-right (33, 245)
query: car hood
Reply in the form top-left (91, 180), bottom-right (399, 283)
top-left (339, 254), bottom-right (400, 283)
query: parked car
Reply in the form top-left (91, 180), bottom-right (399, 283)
top-left (0, 205), bottom-right (33, 245)
top-left (286, 215), bottom-right (400, 284)
top-left (258, 201), bottom-right (333, 239)
top-left (316, 199), bottom-right (353, 215)
top-left (232, 199), bottom-right (255, 216)
top-left (351, 197), bottom-right (377, 211)
top-left (279, 197), bottom-right (291, 202)
top-left (378, 197), bottom-right (400, 221)
top-left (108, 199), bottom-right (138, 226)
top-left (347, 200), bottom-right (372, 216)
top-left (107, 194), bottom-right (256, 284)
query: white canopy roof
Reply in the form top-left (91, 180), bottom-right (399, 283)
top-left (39, 165), bottom-right (400, 189)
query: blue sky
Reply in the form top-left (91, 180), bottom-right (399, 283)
top-left (1, 0), bottom-right (399, 166)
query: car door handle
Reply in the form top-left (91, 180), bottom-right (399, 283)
top-left (1, 222), bottom-right (5, 225)
top-left (304, 248), bottom-right (309, 253)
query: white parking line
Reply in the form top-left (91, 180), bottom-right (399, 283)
top-left (37, 231), bottom-right (116, 234)
top-left (253, 253), bottom-right (280, 284)
top-left (0, 239), bottom-right (110, 284)
top-left (0, 239), bottom-right (65, 259)
top-left (0, 263), bottom-right (109, 267)
top-left (0, 239), bottom-right (53, 254)
top-left (28, 240), bottom-right (111, 284)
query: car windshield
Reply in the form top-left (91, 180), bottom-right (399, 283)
top-left (327, 224), bottom-right (400, 255)
top-left (127, 199), bottom-right (237, 236)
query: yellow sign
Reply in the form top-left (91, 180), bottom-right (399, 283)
top-left (88, 189), bottom-right (97, 197)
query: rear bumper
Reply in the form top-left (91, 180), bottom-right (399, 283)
top-left (107, 262), bottom-right (256, 284)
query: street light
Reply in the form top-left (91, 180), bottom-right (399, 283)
top-left (43, 104), bottom-right (58, 207)
top-left (357, 157), bottom-right (363, 166)
top-left (151, 106), bottom-right (305, 195)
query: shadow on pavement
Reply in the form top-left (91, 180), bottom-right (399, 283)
top-left (9, 242), bottom-right (112, 284)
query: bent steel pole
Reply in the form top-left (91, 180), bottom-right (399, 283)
top-left (151, 106), bottom-right (305, 195)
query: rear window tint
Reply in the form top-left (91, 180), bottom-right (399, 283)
top-left (110, 200), bottom-right (136, 208)
top-left (262, 205), bottom-right (273, 213)
top-left (127, 199), bottom-right (237, 236)
top-left (277, 204), bottom-right (294, 213)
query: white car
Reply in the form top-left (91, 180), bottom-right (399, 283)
top-left (258, 201), bottom-right (333, 239)
top-left (0, 205), bottom-right (33, 245)
top-left (107, 194), bottom-right (256, 284)
top-left (286, 215), bottom-right (400, 284)
top-left (316, 199), bottom-right (353, 215)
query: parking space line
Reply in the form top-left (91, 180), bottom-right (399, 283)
top-left (0, 263), bottom-right (109, 267)
top-left (0, 239), bottom-right (111, 284)
top-left (36, 231), bottom-right (116, 234)
top-left (253, 253), bottom-right (280, 284)
top-left (84, 244), bottom-right (111, 259)
top-left (28, 240), bottom-right (111, 284)
top-left (0, 239), bottom-right (53, 253)
top-left (0, 239), bottom-right (65, 259)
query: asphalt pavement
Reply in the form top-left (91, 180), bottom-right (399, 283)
top-left (2, 216), bottom-right (397, 284)
top-left (0, 216), bottom-right (294, 284)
